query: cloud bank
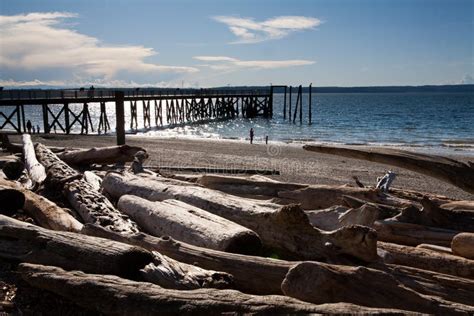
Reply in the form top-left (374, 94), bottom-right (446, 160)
top-left (0, 12), bottom-right (198, 82)
top-left (194, 56), bottom-right (315, 70)
top-left (213, 15), bottom-right (322, 43)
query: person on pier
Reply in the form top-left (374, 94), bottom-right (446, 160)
top-left (249, 128), bottom-right (254, 144)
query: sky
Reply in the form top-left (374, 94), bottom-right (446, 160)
top-left (0, 0), bottom-right (473, 88)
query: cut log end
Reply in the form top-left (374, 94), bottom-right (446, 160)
top-left (0, 187), bottom-right (25, 215)
top-left (223, 231), bottom-right (262, 255)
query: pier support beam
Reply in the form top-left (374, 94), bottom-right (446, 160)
top-left (115, 91), bottom-right (125, 145)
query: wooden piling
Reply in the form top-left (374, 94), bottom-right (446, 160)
top-left (288, 86), bottom-right (292, 120)
top-left (115, 91), bottom-right (125, 145)
top-left (308, 83), bottom-right (312, 125)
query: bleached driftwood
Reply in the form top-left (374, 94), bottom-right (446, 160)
top-left (416, 244), bottom-right (452, 254)
top-left (18, 263), bottom-right (409, 315)
top-left (102, 172), bottom-right (378, 262)
top-left (441, 200), bottom-right (474, 210)
top-left (57, 144), bottom-right (145, 165)
top-left (35, 144), bottom-right (139, 234)
top-left (277, 185), bottom-right (412, 210)
top-left (117, 195), bottom-right (261, 254)
top-left (451, 233), bottom-right (474, 260)
top-left (303, 144), bottom-right (474, 194)
top-left (83, 171), bottom-right (102, 191)
top-left (306, 204), bottom-right (379, 231)
top-left (374, 220), bottom-right (457, 247)
top-left (378, 241), bottom-right (474, 279)
top-left (0, 184), bottom-right (24, 215)
top-left (0, 216), bottom-right (232, 290)
top-left (21, 134), bottom-right (46, 184)
top-left (281, 262), bottom-right (474, 314)
top-left (0, 178), bottom-right (82, 232)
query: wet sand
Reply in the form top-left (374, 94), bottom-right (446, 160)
top-left (9, 134), bottom-right (473, 200)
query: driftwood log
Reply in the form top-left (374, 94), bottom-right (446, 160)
top-left (21, 134), bottom-right (46, 184)
top-left (18, 263), bottom-right (409, 315)
top-left (102, 172), bottom-right (378, 262)
top-left (57, 144), bottom-right (145, 165)
top-left (306, 204), bottom-right (379, 230)
top-left (451, 233), bottom-right (474, 260)
top-left (303, 144), bottom-right (474, 194)
top-left (281, 262), bottom-right (474, 314)
top-left (416, 244), bottom-right (452, 254)
top-left (441, 200), bottom-right (474, 210)
top-left (117, 195), bottom-right (261, 254)
top-left (0, 216), bottom-right (232, 289)
top-left (35, 144), bottom-right (139, 234)
top-left (83, 171), bottom-right (102, 191)
top-left (374, 220), bottom-right (458, 247)
top-left (378, 241), bottom-right (474, 279)
top-left (0, 178), bottom-right (82, 232)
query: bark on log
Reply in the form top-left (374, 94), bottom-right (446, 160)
top-left (378, 241), bottom-right (474, 279)
top-left (282, 262), bottom-right (474, 314)
top-left (18, 263), bottom-right (408, 315)
top-left (117, 195), bottom-right (261, 254)
top-left (57, 145), bottom-right (146, 165)
top-left (374, 220), bottom-right (458, 247)
top-left (451, 233), bottom-right (474, 260)
top-left (102, 172), bottom-right (378, 262)
top-left (306, 204), bottom-right (379, 231)
top-left (0, 178), bottom-right (83, 232)
top-left (0, 185), bottom-right (24, 215)
top-left (21, 134), bottom-right (46, 184)
top-left (35, 144), bottom-right (139, 234)
top-left (393, 197), bottom-right (474, 232)
top-left (303, 144), bottom-right (474, 194)
top-left (278, 185), bottom-right (412, 210)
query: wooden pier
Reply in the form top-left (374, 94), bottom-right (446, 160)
top-left (0, 88), bottom-right (273, 144)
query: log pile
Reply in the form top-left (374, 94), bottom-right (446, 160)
top-left (0, 138), bottom-right (473, 314)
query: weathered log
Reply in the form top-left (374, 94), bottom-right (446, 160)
top-left (282, 262), bottom-right (474, 314)
top-left (0, 185), bottom-right (24, 215)
top-left (0, 216), bottom-right (232, 289)
top-left (378, 241), bottom-right (474, 279)
top-left (57, 145), bottom-right (145, 165)
top-left (0, 155), bottom-right (24, 180)
top-left (306, 204), bottom-right (379, 231)
top-left (150, 165), bottom-right (281, 175)
top-left (374, 220), bottom-right (458, 247)
top-left (19, 263), bottom-right (408, 315)
top-left (342, 194), bottom-right (400, 218)
top-left (35, 144), bottom-right (139, 234)
top-left (441, 200), bottom-right (474, 210)
top-left (117, 195), bottom-right (261, 254)
top-left (393, 197), bottom-right (474, 232)
top-left (102, 172), bottom-right (378, 262)
top-left (303, 144), bottom-right (474, 194)
top-left (451, 233), bottom-right (474, 260)
top-left (83, 171), bottom-right (102, 191)
top-left (21, 134), bottom-right (46, 184)
top-left (278, 185), bottom-right (412, 210)
top-left (0, 178), bottom-right (83, 232)
top-left (416, 244), bottom-right (452, 254)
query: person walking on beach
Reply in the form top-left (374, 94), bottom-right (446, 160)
top-left (36, 125), bottom-right (40, 134)
top-left (265, 135), bottom-right (268, 145)
top-left (26, 120), bottom-right (32, 134)
top-left (249, 128), bottom-right (254, 144)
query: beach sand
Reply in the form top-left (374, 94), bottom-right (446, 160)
top-left (9, 134), bottom-right (472, 200)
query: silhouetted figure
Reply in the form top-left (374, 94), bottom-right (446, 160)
top-left (32, 126), bottom-right (36, 134)
top-left (26, 120), bottom-right (32, 134)
top-left (36, 125), bottom-right (40, 134)
top-left (249, 128), bottom-right (254, 144)
top-left (265, 135), bottom-right (268, 145)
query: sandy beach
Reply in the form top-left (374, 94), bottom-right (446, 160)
top-left (9, 134), bottom-right (473, 200)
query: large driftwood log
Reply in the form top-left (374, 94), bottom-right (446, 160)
top-left (57, 144), bottom-right (145, 165)
top-left (18, 264), bottom-right (408, 315)
top-left (21, 134), bottom-right (46, 184)
top-left (281, 262), bottom-right (474, 314)
top-left (441, 200), bottom-right (474, 210)
top-left (35, 144), bottom-right (139, 234)
top-left (102, 172), bottom-right (378, 262)
top-left (303, 144), bottom-right (474, 194)
top-left (0, 178), bottom-right (83, 232)
top-left (451, 233), bottom-right (474, 260)
top-left (378, 241), bottom-right (474, 279)
top-left (278, 185), bottom-right (412, 210)
top-left (306, 204), bottom-right (379, 230)
top-left (393, 198), bottom-right (474, 232)
top-left (374, 220), bottom-right (458, 247)
top-left (117, 195), bottom-right (261, 254)
top-left (0, 216), bottom-right (232, 289)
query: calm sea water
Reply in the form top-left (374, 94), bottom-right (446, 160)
top-left (4, 92), bottom-right (474, 154)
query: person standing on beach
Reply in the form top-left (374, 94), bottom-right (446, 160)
top-left (265, 135), bottom-right (268, 145)
top-left (249, 128), bottom-right (254, 144)
top-left (26, 120), bottom-right (32, 134)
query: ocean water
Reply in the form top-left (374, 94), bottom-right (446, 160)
top-left (2, 92), bottom-right (473, 154)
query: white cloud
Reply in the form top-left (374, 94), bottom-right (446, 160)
top-left (0, 12), bottom-right (198, 81)
top-left (460, 74), bottom-right (474, 84)
top-left (213, 15), bottom-right (321, 43)
top-left (193, 56), bottom-right (315, 70)
top-left (0, 78), bottom-right (199, 88)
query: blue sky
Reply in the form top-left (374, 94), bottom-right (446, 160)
top-left (1, 0), bottom-right (473, 87)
